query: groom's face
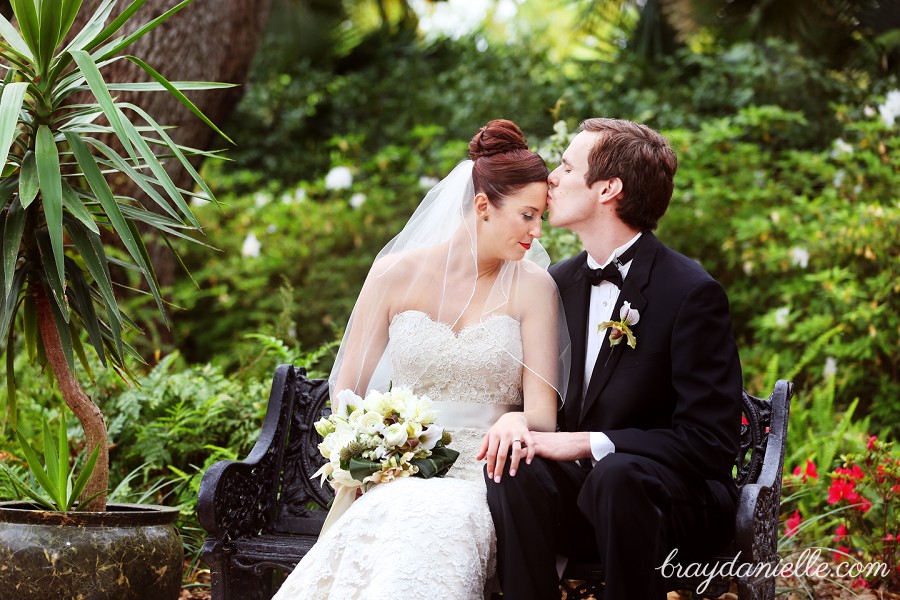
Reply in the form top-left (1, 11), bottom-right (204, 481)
top-left (547, 131), bottom-right (602, 230)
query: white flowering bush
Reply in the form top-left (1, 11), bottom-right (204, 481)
top-left (313, 388), bottom-right (458, 489)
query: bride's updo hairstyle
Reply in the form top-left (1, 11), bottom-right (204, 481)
top-left (468, 119), bottom-right (549, 207)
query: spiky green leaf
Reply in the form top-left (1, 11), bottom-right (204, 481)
top-left (19, 151), bottom-right (38, 208)
top-left (0, 12), bottom-right (34, 60)
top-left (61, 180), bottom-right (99, 234)
top-left (35, 125), bottom-right (65, 283)
top-left (123, 56), bottom-right (234, 144)
top-left (0, 82), bottom-right (29, 175)
top-left (7, 0), bottom-right (39, 62)
top-left (92, 0), bottom-right (193, 62)
top-left (69, 50), bottom-right (135, 159)
top-left (1, 195), bottom-right (26, 300)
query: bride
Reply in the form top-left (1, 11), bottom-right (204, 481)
top-left (273, 119), bottom-right (570, 600)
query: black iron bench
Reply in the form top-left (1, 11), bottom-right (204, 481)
top-left (198, 365), bottom-right (792, 599)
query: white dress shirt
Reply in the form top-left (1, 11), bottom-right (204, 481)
top-left (586, 232), bottom-right (642, 463)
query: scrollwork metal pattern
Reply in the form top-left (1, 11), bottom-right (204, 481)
top-left (278, 373), bottom-right (334, 515)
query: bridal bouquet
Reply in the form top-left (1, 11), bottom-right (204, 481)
top-left (312, 388), bottom-right (459, 491)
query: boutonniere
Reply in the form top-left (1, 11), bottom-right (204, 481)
top-left (598, 301), bottom-right (640, 350)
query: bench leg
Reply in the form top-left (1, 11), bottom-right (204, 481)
top-left (737, 576), bottom-right (774, 600)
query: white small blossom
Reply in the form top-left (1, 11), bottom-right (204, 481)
top-left (878, 90), bottom-right (900, 126)
top-left (293, 187), bottom-right (307, 203)
top-left (770, 211), bottom-right (781, 225)
top-left (878, 90), bottom-right (900, 127)
top-left (241, 233), bottom-right (260, 258)
top-left (864, 106), bottom-right (875, 118)
top-left (833, 169), bottom-right (845, 188)
top-left (418, 176), bottom-right (440, 190)
top-left (349, 193), bottom-right (367, 209)
top-left (553, 120), bottom-right (568, 136)
top-left (789, 247), bottom-right (809, 268)
top-left (475, 36), bottom-right (488, 52)
top-left (742, 261), bottom-right (754, 275)
top-left (831, 138), bottom-right (853, 157)
top-left (253, 192), bottom-right (270, 208)
top-left (774, 306), bottom-right (790, 327)
top-left (823, 356), bottom-right (838, 379)
top-left (325, 166), bottom-right (353, 190)
top-left (191, 191), bottom-right (211, 207)
top-left (266, 224), bottom-right (277, 234)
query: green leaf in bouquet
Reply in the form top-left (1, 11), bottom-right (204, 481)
top-left (348, 457), bottom-right (381, 483)
top-left (411, 444), bottom-right (460, 479)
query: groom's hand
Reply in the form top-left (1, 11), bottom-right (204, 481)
top-left (477, 413), bottom-right (535, 483)
top-left (530, 431), bottom-right (593, 462)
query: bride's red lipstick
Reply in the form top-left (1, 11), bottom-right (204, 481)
top-left (519, 242), bottom-right (531, 250)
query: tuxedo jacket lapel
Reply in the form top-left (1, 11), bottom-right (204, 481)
top-left (579, 234), bottom-right (659, 427)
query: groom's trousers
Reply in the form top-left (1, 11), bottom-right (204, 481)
top-left (485, 453), bottom-right (735, 600)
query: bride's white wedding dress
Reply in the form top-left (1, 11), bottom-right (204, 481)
top-left (273, 309), bottom-right (524, 600)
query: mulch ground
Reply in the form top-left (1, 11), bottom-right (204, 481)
top-left (180, 575), bottom-right (900, 598)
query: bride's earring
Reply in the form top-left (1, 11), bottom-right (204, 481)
top-left (483, 216), bottom-right (488, 221)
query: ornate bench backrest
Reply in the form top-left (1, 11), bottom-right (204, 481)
top-left (272, 369), bottom-right (333, 534)
top-left (268, 367), bottom-right (792, 535)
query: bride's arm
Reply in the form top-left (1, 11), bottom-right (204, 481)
top-left (478, 269), bottom-right (562, 482)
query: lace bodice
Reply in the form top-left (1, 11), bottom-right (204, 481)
top-left (389, 310), bottom-right (524, 483)
top-left (389, 310), bottom-right (524, 406)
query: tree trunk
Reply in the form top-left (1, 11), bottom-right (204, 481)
top-left (34, 285), bottom-right (109, 511)
top-left (71, 0), bottom-right (273, 289)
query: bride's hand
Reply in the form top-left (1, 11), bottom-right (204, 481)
top-left (477, 412), bottom-right (535, 483)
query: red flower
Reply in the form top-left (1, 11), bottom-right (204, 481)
top-left (883, 534), bottom-right (895, 544)
top-left (785, 510), bottom-right (802, 537)
top-left (834, 523), bottom-right (848, 543)
top-left (855, 497), bottom-right (872, 513)
top-left (834, 546), bottom-right (851, 562)
top-left (741, 414), bottom-right (748, 426)
top-left (804, 459), bottom-right (818, 480)
top-left (867, 435), bottom-right (877, 450)
top-left (792, 458), bottom-right (819, 483)
top-left (827, 479), bottom-right (860, 504)
top-left (835, 465), bottom-right (865, 481)
top-left (852, 577), bottom-right (869, 589)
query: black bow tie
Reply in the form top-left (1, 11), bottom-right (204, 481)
top-left (582, 242), bottom-right (639, 289)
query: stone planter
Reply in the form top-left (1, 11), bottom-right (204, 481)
top-left (0, 501), bottom-right (183, 600)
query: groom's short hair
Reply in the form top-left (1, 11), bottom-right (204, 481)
top-left (580, 118), bottom-right (677, 231)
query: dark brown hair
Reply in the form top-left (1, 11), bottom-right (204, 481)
top-left (468, 119), bottom-right (548, 206)
top-left (580, 118), bottom-right (677, 231)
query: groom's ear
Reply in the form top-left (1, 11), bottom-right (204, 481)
top-left (596, 177), bottom-right (623, 204)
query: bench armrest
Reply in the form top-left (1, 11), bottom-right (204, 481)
top-left (734, 380), bottom-right (793, 565)
top-left (198, 365), bottom-right (300, 541)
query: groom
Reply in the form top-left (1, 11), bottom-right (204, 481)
top-left (485, 118), bottom-right (742, 599)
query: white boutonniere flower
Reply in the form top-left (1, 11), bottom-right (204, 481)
top-left (598, 301), bottom-right (640, 350)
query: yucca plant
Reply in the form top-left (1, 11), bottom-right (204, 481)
top-left (0, 0), bottom-right (229, 510)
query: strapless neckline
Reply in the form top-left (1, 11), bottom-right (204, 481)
top-left (390, 309), bottom-right (518, 337)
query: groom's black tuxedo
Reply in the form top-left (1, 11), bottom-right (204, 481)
top-left (487, 232), bottom-right (742, 600)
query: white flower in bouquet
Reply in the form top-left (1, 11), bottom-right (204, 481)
top-left (383, 422), bottom-right (410, 448)
top-left (335, 389), bottom-right (362, 416)
top-left (312, 387), bottom-right (459, 493)
top-left (418, 424), bottom-right (444, 452)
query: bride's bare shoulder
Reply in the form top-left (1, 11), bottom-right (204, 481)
top-left (367, 247), bottom-right (435, 283)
